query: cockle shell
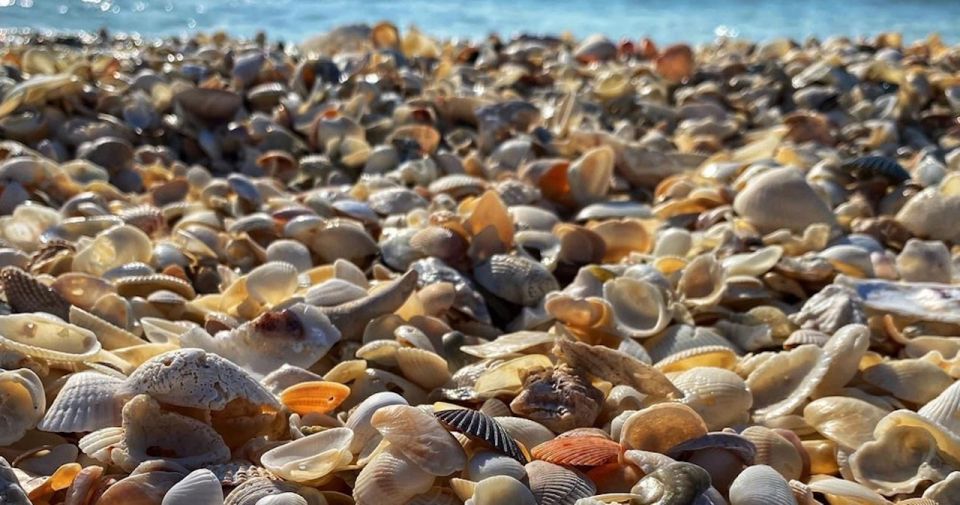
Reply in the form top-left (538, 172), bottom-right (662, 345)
top-left (0, 266), bottom-right (70, 319)
top-left (372, 405), bottom-right (466, 476)
top-left (733, 166), bottom-right (836, 234)
top-left (435, 407), bottom-right (527, 463)
top-left (345, 391), bottom-right (409, 456)
top-left (532, 434), bottom-right (622, 467)
top-left (354, 445), bottom-right (435, 505)
top-left (38, 371), bottom-right (123, 433)
top-left (630, 462), bottom-right (712, 505)
top-left (740, 426), bottom-right (806, 481)
top-left (896, 239), bottom-right (952, 283)
top-left (260, 427), bottom-right (354, 483)
top-left (670, 367), bottom-right (753, 430)
top-left (526, 460), bottom-right (597, 505)
top-left (729, 465), bottom-right (798, 505)
top-left (475, 254), bottom-right (558, 306)
top-left (0, 368), bottom-right (45, 444)
top-left (162, 469), bottom-right (224, 505)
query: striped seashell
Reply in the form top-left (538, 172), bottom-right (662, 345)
top-left (114, 273), bottom-right (196, 299)
top-left (353, 445), bottom-right (435, 505)
top-left (434, 407), bottom-right (527, 463)
top-left (466, 451), bottom-right (527, 482)
top-left (526, 460), bottom-right (596, 505)
top-left (161, 469), bottom-right (223, 505)
top-left (0, 266), bottom-right (70, 319)
top-left (38, 371), bottom-right (123, 433)
top-left (531, 435), bottom-right (621, 466)
top-left (205, 460), bottom-right (278, 486)
top-left (729, 465), bottom-right (798, 505)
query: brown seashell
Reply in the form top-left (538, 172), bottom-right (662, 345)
top-left (618, 403), bottom-right (708, 453)
top-left (0, 266), bottom-right (70, 319)
top-left (553, 339), bottom-right (682, 400)
top-left (509, 365), bottom-right (604, 433)
top-left (655, 44), bottom-right (695, 82)
top-left (733, 166), bottom-right (836, 234)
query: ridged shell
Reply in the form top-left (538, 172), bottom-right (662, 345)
top-left (740, 426), bottom-right (805, 481)
top-left (161, 469), bottom-right (224, 505)
top-left (494, 416), bottom-right (556, 450)
top-left (630, 462), bottom-right (711, 505)
top-left (0, 312), bottom-right (100, 362)
top-left (526, 460), bottom-right (596, 505)
top-left (434, 408), bottom-right (527, 463)
top-left (206, 461), bottom-right (277, 487)
top-left (115, 273), bottom-right (196, 299)
top-left (0, 266), bottom-right (70, 319)
top-left (532, 436), bottom-right (621, 466)
top-left (671, 367), bottom-right (753, 430)
top-left (353, 445), bottom-right (435, 505)
top-left (0, 368), bottom-right (45, 444)
top-left (466, 451), bottom-right (528, 482)
top-left (728, 465), bottom-right (798, 505)
top-left (345, 391), bottom-right (409, 456)
top-left (255, 493), bottom-right (307, 505)
top-left (861, 359), bottom-right (953, 404)
top-left (619, 403), bottom-right (708, 453)
top-left (260, 427), bottom-right (354, 483)
top-left (849, 423), bottom-right (948, 496)
top-left (223, 477), bottom-right (302, 505)
top-left (279, 381), bottom-right (350, 415)
top-left (0, 457), bottom-right (29, 504)
top-left (554, 339), bottom-right (682, 399)
top-left (460, 331), bottom-right (555, 359)
top-left (396, 347), bottom-right (452, 390)
top-left (38, 371), bottom-right (123, 433)
top-left (733, 166), bottom-right (836, 233)
top-left (474, 254), bottom-right (558, 306)
top-left (471, 475), bottom-right (537, 505)
top-left (372, 405), bottom-right (466, 476)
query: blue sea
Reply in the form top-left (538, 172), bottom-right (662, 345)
top-left (1, 0), bottom-right (959, 44)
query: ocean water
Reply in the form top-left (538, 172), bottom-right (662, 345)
top-left (1, 0), bottom-right (959, 44)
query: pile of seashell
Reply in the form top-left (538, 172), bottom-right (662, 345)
top-left (1, 22), bottom-right (960, 505)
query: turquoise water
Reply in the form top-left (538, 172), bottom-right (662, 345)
top-left (1, 0), bottom-right (959, 44)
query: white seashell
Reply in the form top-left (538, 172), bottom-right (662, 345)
top-left (372, 405), bottom-right (466, 476)
top-left (603, 277), bottom-right (671, 338)
top-left (0, 368), bottom-right (45, 444)
top-left (806, 476), bottom-right (889, 505)
top-left (38, 371), bottom-right (123, 433)
top-left (395, 347), bottom-right (452, 390)
top-left (256, 493), bottom-right (308, 505)
top-left (346, 391), bottom-right (409, 456)
top-left (466, 451), bottom-right (527, 482)
top-left (245, 261), bottom-right (300, 306)
top-left (469, 475), bottom-right (538, 505)
top-left (162, 469), bottom-right (224, 505)
top-left (260, 427), bottom-right (354, 483)
top-left (677, 253), bottom-right (726, 306)
top-left (803, 396), bottom-right (887, 450)
top-left (729, 465), bottom-right (798, 505)
top-left (354, 445), bottom-right (435, 505)
top-left (0, 312), bottom-right (101, 363)
top-left (493, 416), bottom-right (556, 449)
top-left (722, 246), bottom-right (783, 277)
top-left (747, 345), bottom-right (828, 421)
top-left (305, 279), bottom-right (369, 306)
top-left (72, 224), bottom-right (153, 276)
top-left (670, 367), bottom-right (753, 430)
top-left (266, 240), bottom-right (313, 272)
top-left (850, 423), bottom-right (951, 496)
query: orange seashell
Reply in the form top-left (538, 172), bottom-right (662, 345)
top-left (655, 44), bottom-right (694, 83)
top-left (279, 381), bottom-right (351, 415)
top-left (531, 436), bottom-right (622, 466)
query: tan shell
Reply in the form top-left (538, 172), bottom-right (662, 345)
top-left (568, 146), bottom-right (615, 206)
top-left (470, 475), bottom-right (537, 505)
top-left (861, 359), bottom-right (953, 404)
top-left (733, 166), bottom-right (836, 233)
top-left (396, 348), bottom-right (452, 390)
top-left (746, 345), bottom-right (828, 421)
top-left (260, 427), bottom-right (354, 484)
top-left (849, 423), bottom-right (952, 496)
top-left (553, 339), bottom-right (682, 399)
top-left (460, 331), bottom-right (556, 359)
top-left (677, 253), bottom-right (726, 306)
top-left (619, 403), bottom-right (708, 453)
top-left (345, 391), bottom-right (409, 457)
top-left (803, 396), bottom-right (888, 450)
top-left (741, 426), bottom-right (806, 481)
top-left (353, 445), bottom-right (435, 505)
top-left (525, 460), bottom-right (596, 505)
top-left (602, 277), bottom-right (671, 338)
top-left (0, 368), bottom-right (45, 444)
top-left (806, 476), bottom-right (889, 505)
top-left (729, 464), bottom-right (798, 505)
top-left (0, 313), bottom-right (101, 363)
top-left (371, 405), bottom-right (466, 476)
top-left (895, 182), bottom-right (960, 242)
top-left (670, 367), bottom-right (753, 430)
top-left (72, 225), bottom-right (153, 276)
top-left (896, 239), bottom-right (952, 283)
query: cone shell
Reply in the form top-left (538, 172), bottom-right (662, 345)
top-left (434, 407), bottom-right (527, 463)
top-left (372, 405), bottom-right (466, 476)
top-left (279, 381), bottom-right (350, 415)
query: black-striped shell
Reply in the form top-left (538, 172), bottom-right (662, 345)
top-left (434, 408), bottom-right (527, 463)
top-left (0, 266), bottom-right (70, 319)
top-left (525, 460), bottom-right (596, 505)
top-left (842, 155), bottom-right (910, 183)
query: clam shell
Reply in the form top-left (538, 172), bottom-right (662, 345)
top-left (372, 405), bottom-right (466, 476)
top-left (0, 313), bottom-right (101, 363)
top-left (72, 225), bottom-right (153, 276)
top-left (861, 359), bottom-right (953, 404)
top-left (747, 344), bottom-right (828, 421)
top-left (38, 371), bottom-right (123, 433)
top-left (671, 367), bottom-right (753, 430)
top-left (619, 403), bottom-right (708, 453)
top-left (740, 426), bottom-right (806, 481)
top-left (466, 451), bottom-right (527, 482)
top-left (474, 254), bottom-right (558, 306)
top-left (0, 266), bottom-right (70, 319)
top-left (554, 339), bottom-right (682, 399)
top-left (279, 381), bottom-right (350, 415)
top-left (396, 347), bottom-right (452, 390)
top-left (849, 423), bottom-right (949, 496)
top-left (161, 469), bottom-right (224, 505)
top-left (434, 407), bottom-right (527, 463)
top-left (353, 445), bottom-right (435, 505)
top-left (729, 465), bottom-right (798, 505)
top-left (494, 416), bottom-right (556, 450)
top-left (260, 427), bottom-right (354, 483)
top-left (677, 253), bottom-right (726, 306)
top-left (806, 476), bottom-right (888, 505)
top-left (531, 435), bottom-right (621, 466)
top-left (255, 493), bottom-right (308, 505)
top-left (803, 396), bottom-right (887, 450)
top-left (526, 460), bottom-right (596, 505)
top-left (0, 368), bottom-right (45, 445)
top-left (733, 166), bottom-right (836, 234)
top-left (602, 276), bottom-right (671, 338)
top-left (345, 391), bottom-right (409, 456)
top-left (471, 475), bottom-right (537, 505)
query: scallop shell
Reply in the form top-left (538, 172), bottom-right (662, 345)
top-left (670, 367), bottom-right (753, 430)
top-left (470, 475), bottom-right (537, 505)
top-left (279, 381), bottom-right (350, 415)
top-left (861, 359), bottom-right (953, 405)
top-left (0, 312), bottom-right (101, 363)
top-left (396, 347), bottom-right (452, 390)
top-left (531, 435), bottom-right (621, 466)
top-left (466, 451), bottom-right (528, 482)
top-left (733, 166), bottom-right (836, 233)
top-left (474, 254), bottom-right (558, 306)
top-left (619, 403), bottom-right (708, 453)
top-left (38, 371), bottom-right (123, 433)
top-left (434, 407), bottom-right (527, 463)
top-left (120, 348), bottom-right (280, 411)
top-left (0, 266), bottom-right (70, 319)
top-left (554, 339), bottom-right (682, 399)
top-left (161, 469), bottom-right (224, 505)
top-left (630, 462), bottom-right (711, 505)
top-left (353, 445), bottom-right (435, 505)
top-left (345, 391), bottom-right (409, 456)
top-left (602, 277), bottom-right (671, 338)
top-left (260, 427), bottom-right (354, 484)
top-left (740, 426), bottom-right (806, 481)
top-left (729, 465), bottom-right (798, 505)
top-left (526, 460), bottom-right (596, 505)
top-left (0, 368), bottom-right (45, 444)
top-left (372, 404), bottom-right (466, 476)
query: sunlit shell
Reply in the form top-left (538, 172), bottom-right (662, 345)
top-left (531, 435), bottom-right (621, 466)
top-left (461, 331), bottom-right (555, 359)
top-left (434, 407), bottom-right (527, 463)
top-left (803, 396), bottom-right (887, 450)
top-left (260, 427), bottom-right (354, 484)
top-left (923, 471), bottom-right (960, 503)
top-left (733, 166), bottom-right (836, 233)
top-left (526, 460), bottom-right (596, 505)
top-left (740, 426), bottom-right (806, 481)
top-left (466, 450), bottom-right (528, 482)
top-left (677, 253), bottom-right (726, 306)
top-left (161, 469), bottom-right (224, 505)
top-left (38, 371), bottom-right (122, 433)
top-left (861, 359), bottom-right (953, 405)
top-left (747, 344), bottom-right (828, 422)
top-left (670, 367), bottom-right (753, 430)
top-left (729, 464), bottom-right (797, 505)
top-left (619, 403), bottom-right (708, 453)
top-left (72, 225), bottom-right (153, 276)
top-left (0, 313), bottom-right (100, 363)
top-left (470, 475), bottom-right (537, 505)
top-left (630, 462), bottom-right (711, 505)
top-left (474, 254), bottom-right (558, 306)
top-left (372, 404), bottom-right (466, 476)
top-left (354, 445), bottom-right (435, 505)
top-left (346, 391), bottom-right (409, 456)
top-left (554, 339), bottom-right (682, 399)
top-left (849, 423), bottom-right (950, 496)
top-left (0, 368), bottom-right (45, 444)
top-left (494, 416), bottom-right (556, 450)
top-left (806, 476), bottom-right (889, 505)
top-left (396, 347), bottom-right (452, 390)
top-left (0, 266), bottom-right (70, 319)
top-left (279, 381), bottom-right (350, 415)
top-left (602, 277), bottom-right (671, 338)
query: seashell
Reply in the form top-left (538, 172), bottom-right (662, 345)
top-left (396, 347), bottom-right (452, 390)
top-left (722, 246), bottom-right (784, 277)
top-left (842, 155), bottom-right (910, 183)
top-left (255, 493), bottom-right (308, 505)
top-left (526, 460), bottom-right (596, 505)
top-left (318, 270), bottom-right (418, 341)
top-left (815, 324), bottom-right (871, 396)
top-left (554, 339), bottom-right (682, 399)
top-left (619, 403), bottom-right (708, 453)
top-left (260, 427), bottom-right (354, 484)
top-left (789, 284), bottom-right (866, 334)
top-left (0, 368), bottom-right (45, 444)
top-left (670, 367), bottom-right (753, 430)
top-left (461, 331), bottom-right (556, 359)
top-left (474, 254), bottom-right (558, 306)
top-left (677, 254), bottom-right (726, 306)
top-left (923, 470), bottom-right (960, 504)
top-left (0, 312), bottom-right (100, 364)
top-left (588, 219), bottom-right (653, 262)
top-left (120, 348), bottom-right (280, 411)
top-left (51, 273), bottom-right (115, 312)
top-left (346, 391), bottom-right (409, 456)
top-left (38, 371), bottom-right (123, 433)
top-left (470, 475), bottom-right (537, 505)
top-left (838, 275), bottom-right (960, 325)
top-left (354, 445), bottom-right (435, 505)
top-left (733, 166), bottom-right (836, 234)
top-left (849, 423), bottom-right (951, 496)
top-left (568, 146), bottom-right (615, 206)
top-left (82, 394), bottom-right (230, 472)
top-left (434, 407), bottom-right (527, 463)
top-left (69, 305), bottom-right (143, 350)
top-left (371, 404), bottom-right (466, 476)
top-left (494, 416), bottom-right (556, 450)
top-left (161, 469), bottom-right (224, 505)
top-left (803, 397), bottom-right (887, 450)
top-left (861, 359), bottom-right (953, 404)
top-left (510, 365), bottom-right (604, 433)
top-left (631, 462), bottom-right (711, 505)
top-left (532, 434), bottom-right (621, 467)
top-left (223, 477), bottom-right (302, 505)
top-left (466, 450), bottom-right (528, 482)
top-left (896, 239), bottom-right (951, 283)
top-left (602, 277), bottom-right (671, 338)
top-left (895, 183), bottom-right (960, 243)
top-left (806, 476), bottom-right (888, 505)
top-left (266, 240), bottom-right (313, 273)
top-left (0, 266), bottom-right (70, 320)
top-left (115, 273), bottom-right (197, 300)
top-left (72, 225), bottom-right (153, 276)
top-left (94, 463), bottom-right (185, 505)
top-left (279, 381), bottom-right (350, 415)
top-left (740, 426), bottom-right (806, 481)
top-left (728, 464), bottom-right (798, 505)
top-left (182, 304), bottom-right (340, 378)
